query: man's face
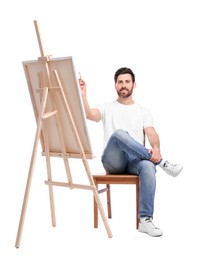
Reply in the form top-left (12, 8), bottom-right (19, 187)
top-left (115, 73), bottom-right (135, 98)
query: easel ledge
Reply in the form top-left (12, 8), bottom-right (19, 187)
top-left (41, 151), bottom-right (95, 159)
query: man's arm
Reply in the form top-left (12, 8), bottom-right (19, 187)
top-left (144, 127), bottom-right (162, 163)
top-left (79, 79), bottom-right (101, 122)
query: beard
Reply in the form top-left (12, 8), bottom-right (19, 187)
top-left (117, 86), bottom-right (134, 98)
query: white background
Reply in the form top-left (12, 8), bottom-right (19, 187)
top-left (1, 0), bottom-right (203, 259)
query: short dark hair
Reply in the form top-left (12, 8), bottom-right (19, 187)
top-left (114, 67), bottom-right (135, 83)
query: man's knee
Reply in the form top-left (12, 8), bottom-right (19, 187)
top-left (138, 160), bottom-right (156, 176)
top-left (111, 129), bottom-right (128, 141)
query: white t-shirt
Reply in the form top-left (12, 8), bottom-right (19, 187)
top-left (97, 100), bottom-right (154, 148)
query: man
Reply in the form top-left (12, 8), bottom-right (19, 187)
top-left (79, 67), bottom-right (183, 237)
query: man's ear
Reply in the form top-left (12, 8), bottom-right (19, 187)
top-left (133, 82), bottom-right (136, 89)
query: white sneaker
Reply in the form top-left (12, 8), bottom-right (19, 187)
top-left (138, 217), bottom-right (163, 237)
top-left (159, 160), bottom-right (183, 177)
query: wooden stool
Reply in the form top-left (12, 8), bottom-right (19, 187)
top-left (92, 173), bottom-right (140, 229)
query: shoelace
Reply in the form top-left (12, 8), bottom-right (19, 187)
top-left (145, 217), bottom-right (153, 223)
top-left (145, 217), bottom-right (157, 229)
top-left (163, 160), bottom-right (175, 168)
top-left (163, 161), bottom-right (169, 167)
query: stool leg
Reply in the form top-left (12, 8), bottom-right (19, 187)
top-left (136, 182), bottom-right (140, 229)
top-left (106, 184), bottom-right (112, 218)
top-left (94, 183), bottom-right (98, 228)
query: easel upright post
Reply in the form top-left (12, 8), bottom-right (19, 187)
top-left (34, 20), bottom-right (45, 57)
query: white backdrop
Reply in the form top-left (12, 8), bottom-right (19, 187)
top-left (1, 0), bottom-right (203, 259)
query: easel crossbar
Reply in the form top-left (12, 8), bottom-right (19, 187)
top-left (36, 87), bottom-right (61, 93)
top-left (45, 180), bottom-right (95, 191)
top-left (42, 111), bottom-right (57, 120)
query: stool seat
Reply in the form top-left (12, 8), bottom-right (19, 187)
top-left (92, 173), bottom-right (140, 230)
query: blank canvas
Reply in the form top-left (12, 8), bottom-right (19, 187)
top-left (23, 56), bottom-right (94, 159)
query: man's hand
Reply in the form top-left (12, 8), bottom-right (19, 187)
top-left (148, 146), bottom-right (162, 164)
top-left (79, 78), bottom-right (87, 96)
top-left (78, 74), bottom-right (101, 122)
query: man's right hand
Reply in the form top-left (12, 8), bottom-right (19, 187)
top-left (79, 79), bottom-right (87, 96)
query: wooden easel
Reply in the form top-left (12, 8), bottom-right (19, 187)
top-left (15, 20), bottom-right (112, 248)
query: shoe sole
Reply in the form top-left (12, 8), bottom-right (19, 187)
top-left (138, 228), bottom-right (163, 237)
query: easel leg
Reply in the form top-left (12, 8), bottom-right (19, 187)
top-left (43, 123), bottom-right (56, 227)
top-left (53, 70), bottom-right (112, 238)
top-left (92, 187), bottom-right (113, 238)
top-left (82, 158), bottom-right (113, 238)
top-left (15, 88), bottom-right (48, 248)
top-left (45, 155), bottom-right (56, 227)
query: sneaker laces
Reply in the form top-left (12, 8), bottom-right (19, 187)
top-left (145, 217), bottom-right (158, 229)
top-left (163, 160), bottom-right (174, 168)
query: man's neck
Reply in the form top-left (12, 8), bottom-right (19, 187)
top-left (117, 97), bottom-right (135, 105)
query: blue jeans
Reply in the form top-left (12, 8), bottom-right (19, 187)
top-left (101, 129), bottom-right (157, 218)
